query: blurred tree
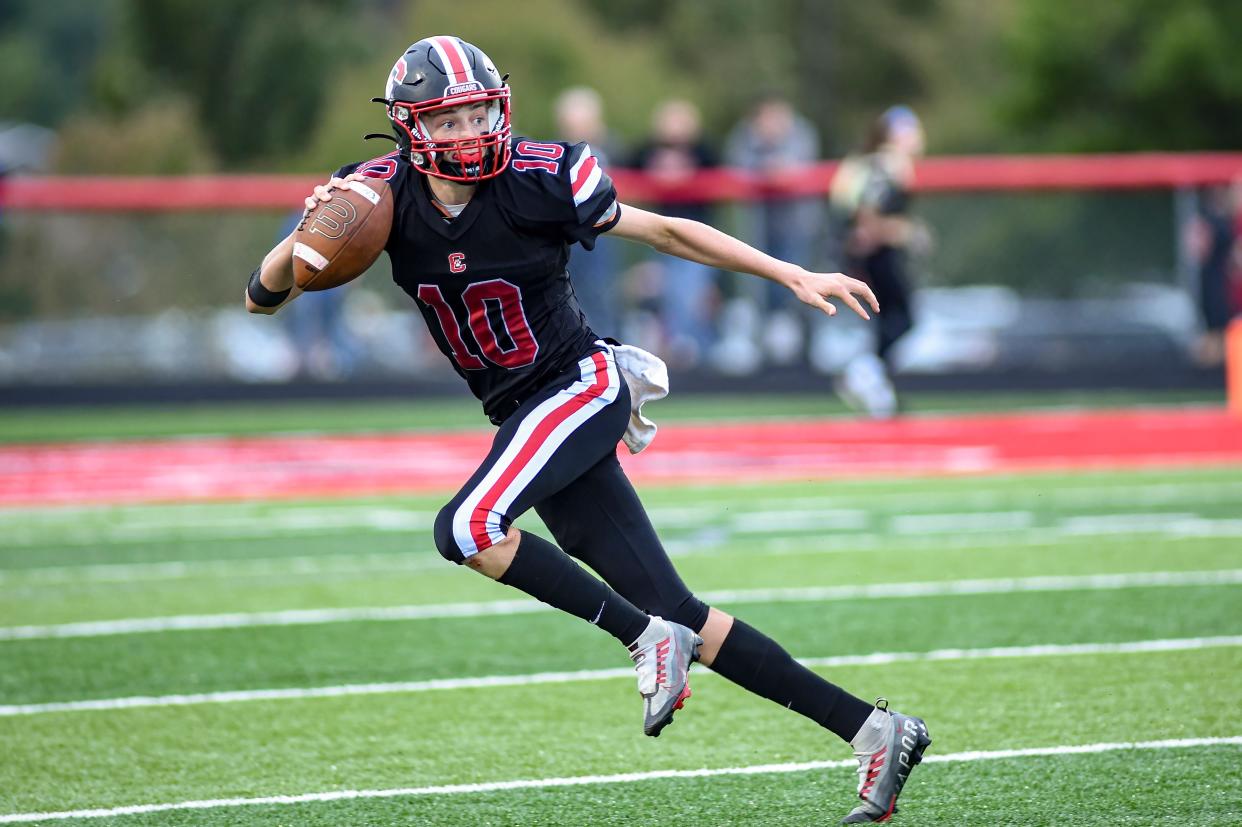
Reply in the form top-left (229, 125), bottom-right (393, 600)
top-left (0, 0), bottom-right (120, 128)
top-left (118, 0), bottom-right (364, 164)
top-left (1000, 0), bottom-right (1242, 151)
top-left (293, 0), bottom-right (693, 172)
top-left (54, 99), bottom-right (216, 174)
top-left (583, 0), bottom-right (805, 139)
top-left (581, 0), bottom-right (1012, 155)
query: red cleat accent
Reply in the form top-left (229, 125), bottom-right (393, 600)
top-left (673, 684), bottom-right (692, 710)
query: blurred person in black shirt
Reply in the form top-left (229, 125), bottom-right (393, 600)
top-left (1183, 184), bottom-right (1236, 367)
top-left (829, 106), bottom-right (931, 418)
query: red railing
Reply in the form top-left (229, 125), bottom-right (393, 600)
top-left (2, 153), bottom-right (1241, 211)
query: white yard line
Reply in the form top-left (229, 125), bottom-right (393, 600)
top-left (5, 505), bottom-right (1237, 550)
top-left (3, 569), bottom-right (1239, 641)
top-left (1059, 512), bottom-right (1202, 534)
top-left (3, 635), bottom-right (1239, 718)
top-left (0, 508), bottom-right (436, 548)
top-left (1, 734), bottom-right (1238, 823)
top-left (0, 600), bottom-right (551, 640)
top-left (699, 569), bottom-right (1242, 603)
top-left (740, 523), bottom-right (1242, 558)
top-left (890, 510), bottom-right (1035, 534)
top-left (0, 553), bottom-right (445, 586)
top-left (4, 477), bottom-right (1241, 547)
top-left (730, 509), bottom-right (869, 533)
top-left (9, 516), bottom-right (1240, 585)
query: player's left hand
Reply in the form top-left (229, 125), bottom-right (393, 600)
top-left (786, 269), bottom-right (879, 320)
top-left (303, 172), bottom-right (368, 213)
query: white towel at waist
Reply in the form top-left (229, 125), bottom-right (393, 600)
top-left (608, 343), bottom-right (669, 454)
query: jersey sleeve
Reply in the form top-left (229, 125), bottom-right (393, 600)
top-left (334, 150), bottom-right (403, 182)
top-left (561, 142), bottom-right (621, 249)
top-left (509, 139), bottom-right (621, 250)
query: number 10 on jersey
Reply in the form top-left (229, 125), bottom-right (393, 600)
top-left (417, 280), bottom-right (540, 370)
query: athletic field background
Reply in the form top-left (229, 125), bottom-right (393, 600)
top-left (2, 390), bottom-right (1240, 825)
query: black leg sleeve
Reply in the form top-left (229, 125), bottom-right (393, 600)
top-left (498, 531), bottom-right (650, 646)
top-left (535, 453), bottom-right (711, 633)
top-left (710, 619), bottom-right (874, 743)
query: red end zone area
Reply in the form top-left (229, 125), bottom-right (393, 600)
top-left (2, 408), bottom-right (1240, 506)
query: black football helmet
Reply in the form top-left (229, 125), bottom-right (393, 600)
top-left (374, 36), bottom-right (511, 183)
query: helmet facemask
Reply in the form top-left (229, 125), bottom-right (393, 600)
top-left (389, 89), bottom-right (511, 183)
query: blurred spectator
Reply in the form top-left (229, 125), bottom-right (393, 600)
top-left (725, 93), bottom-right (823, 364)
top-left (630, 99), bottom-right (719, 367)
top-left (0, 161), bottom-right (7, 260)
top-left (278, 210), bottom-right (360, 379)
top-left (1183, 184), bottom-right (1237, 367)
top-left (0, 122), bottom-right (55, 173)
top-left (554, 86), bottom-right (625, 337)
top-left (828, 105), bottom-right (931, 418)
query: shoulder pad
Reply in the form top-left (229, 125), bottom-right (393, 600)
top-left (334, 150), bottom-right (404, 183)
top-left (504, 138), bottom-right (618, 239)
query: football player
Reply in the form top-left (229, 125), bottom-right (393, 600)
top-left (247, 36), bottom-right (930, 823)
top-left (829, 106), bottom-right (931, 419)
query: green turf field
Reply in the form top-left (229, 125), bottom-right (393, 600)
top-left (2, 458), bottom-right (1241, 824)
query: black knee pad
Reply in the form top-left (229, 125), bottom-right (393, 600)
top-left (432, 503), bottom-right (467, 564)
top-left (667, 593), bottom-right (711, 633)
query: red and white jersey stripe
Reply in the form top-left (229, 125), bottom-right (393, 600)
top-left (451, 349), bottom-right (620, 556)
top-left (569, 144), bottom-right (606, 207)
top-left (428, 35), bottom-right (476, 87)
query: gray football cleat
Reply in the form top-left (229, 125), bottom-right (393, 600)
top-left (842, 699), bottom-right (932, 823)
top-left (627, 616), bottom-right (702, 737)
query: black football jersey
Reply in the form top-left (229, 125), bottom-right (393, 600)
top-left (335, 138), bottom-right (621, 423)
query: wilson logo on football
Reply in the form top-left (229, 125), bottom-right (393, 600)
top-left (308, 199), bottom-right (358, 240)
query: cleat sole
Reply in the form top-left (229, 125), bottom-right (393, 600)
top-left (645, 682), bottom-right (693, 737)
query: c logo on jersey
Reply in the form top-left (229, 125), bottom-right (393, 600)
top-left (448, 253), bottom-right (467, 273)
top-left (308, 198), bottom-right (357, 240)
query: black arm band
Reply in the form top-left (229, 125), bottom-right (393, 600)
top-left (247, 267), bottom-right (292, 308)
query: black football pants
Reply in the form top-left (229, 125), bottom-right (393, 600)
top-left (431, 347), bottom-right (711, 633)
top-left (861, 246), bottom-right (914, 365)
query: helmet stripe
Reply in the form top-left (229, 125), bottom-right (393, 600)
top-left (430, 35), bottom-right (474, 86)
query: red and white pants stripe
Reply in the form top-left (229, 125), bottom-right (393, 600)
top-left (446, 348), bottom-right (624, 559)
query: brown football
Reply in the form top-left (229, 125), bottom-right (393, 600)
top-left (292, 178), bottom-right (393, 291)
